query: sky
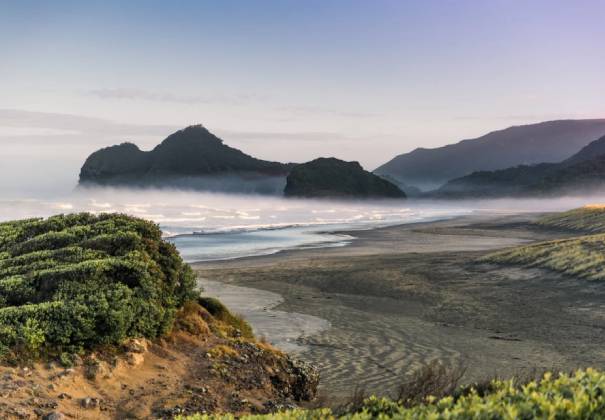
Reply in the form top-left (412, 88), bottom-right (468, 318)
top-left (1, 0), bottom-right (604, 195)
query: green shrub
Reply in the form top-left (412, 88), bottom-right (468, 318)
top-left (176, 368), bottom-right (605, 419)
top-left (22, 318), bottom-right (45, 352)
top-left (0, 213), bottom-right (199, 354)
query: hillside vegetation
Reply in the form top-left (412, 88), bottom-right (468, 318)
top-left (0, 213), bottom-right (197, 356)
top-left (179, 368), bottom-right (605, 419)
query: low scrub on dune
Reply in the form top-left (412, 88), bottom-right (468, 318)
top-left (178, 368), bottom-right (605, 419)
top-left (0, 213), bottom-right (198, 356)
top-left (536, 206), bottom-right (605, 233)
top-left (480, 233), bottom-right (605, 280)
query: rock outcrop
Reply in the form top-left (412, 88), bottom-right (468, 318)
top-left (79, 125), bottom-right (294, 194)
top-left (284, 158), bottom-right (405, 199)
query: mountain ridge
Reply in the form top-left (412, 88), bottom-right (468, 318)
top-left (374, 119), bottom-right (605, 190)
top-left (432, 134), bottom-right (605, 198)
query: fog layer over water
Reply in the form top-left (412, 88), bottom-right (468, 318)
top-left (0, 186), bottom-right (602, 261)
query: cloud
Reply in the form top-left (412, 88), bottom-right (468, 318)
top-left (276, 104), bottom-right (380, 119)
top-left (87, 88), bottom-right (266, 106)
top-left (88, 88), bottom-right (212, 104)
top-left (0, 109), bottom-right (178, 141)
top-left (87, 88), bottom-right (379, 120)
top-left (0, 109), bottom-right (369, 148)
top-left (215, 129), bottom-right (353, 143)
top-left (452, 113), bottom-right (601, 122)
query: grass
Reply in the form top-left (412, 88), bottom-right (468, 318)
top-left (536, 206), bottom-right (605, 233)
top-left (480, 233), bottom-right (605, 280)
top-left (198, 296), bottom-right (254, 339)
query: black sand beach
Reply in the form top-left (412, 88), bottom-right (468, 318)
top-left (194, 214), bottom-right (605, 398)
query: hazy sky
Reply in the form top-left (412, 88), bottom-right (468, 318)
top-left (1, 0), bottom-right (604, 194)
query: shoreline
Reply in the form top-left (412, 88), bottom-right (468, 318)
top-left (193, 212), bottom-right (605, 397)
top-left (171, 209), bottom-right (515, 264)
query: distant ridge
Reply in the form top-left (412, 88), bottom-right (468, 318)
top-left (433, 134), bottom-right (605, 198)
top-left (79, 125), bottom-right (295, 193)
top-left (374, 119), bottom-right (605, 190)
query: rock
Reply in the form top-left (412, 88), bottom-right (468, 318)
top-left (13, 407), bottom-right (29, 419)
top-left (80, 397), bottom-right (99, 409)
top-left (284, 157), bottom-right (406, 199)
top-left (43, 412), bottom-right (65, 420)
top-left (285, 358), bottom-right (320, 401)
top-left (123, 338), bottom-right (149, 354)
top-left (126, 352), bottom-right (145, 366)
top-left (78, 125), bottom-right (293, 193)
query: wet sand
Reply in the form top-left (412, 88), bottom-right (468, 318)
top-left (193, 213), bottom-right (605, 398)
top-left (200, 279), bottom-right (330, 353)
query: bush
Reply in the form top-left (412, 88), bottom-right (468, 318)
top-left (176, 368), bottom-right (605, 419)
top-left (0, 213), bottom-right (199, 354)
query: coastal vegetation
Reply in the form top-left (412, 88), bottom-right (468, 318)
top-left (178, 368), bottom-right (605, 419)
top-left (480, 233), bottom-right (605, 280)
top-left (481, 206), bottom-right (605, 280)
top-left (0, 212), bottom-right (199, 357)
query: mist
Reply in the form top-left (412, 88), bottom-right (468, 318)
top-left (2, 185), bottom-right (605, 233)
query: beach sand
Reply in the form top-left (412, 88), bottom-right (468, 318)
top-left (194, 213), bottom-right (605, 399)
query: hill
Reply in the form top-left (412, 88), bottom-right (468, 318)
top-left (284, 158), bottom-right (406, 199)
top-left (433, 135), bottom-right (605, 198)
top-left (374, 119), bottom-right (605, 190)
top-left (79, 125), bottom-right (294, 194)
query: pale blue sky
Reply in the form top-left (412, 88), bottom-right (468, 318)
top-left (1, 0), bottom-right (604, 189)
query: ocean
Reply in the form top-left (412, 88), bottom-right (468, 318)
top-left (1, 186), bottom-right (600, 262)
